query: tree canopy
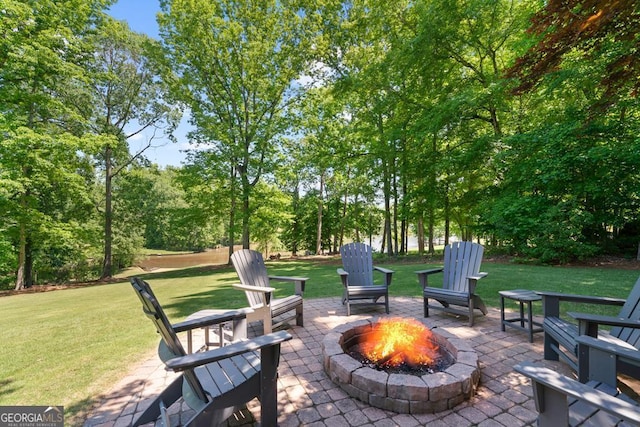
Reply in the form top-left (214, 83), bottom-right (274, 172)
top-left (1, 0), bottom-right (638, 288)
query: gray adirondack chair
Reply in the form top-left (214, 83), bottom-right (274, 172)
top-left (416, 241), bottom-right (488, 326)
top-left (130, 277), bottom-right (292, 427)
top-left (231, 249), bottom-right (307, 334)
top-left (540, 275), bottom-right (640, 382)
top-left (515, 361), bottom-right (640, 426)
top-left (338, 242), bottom-right (394, 316)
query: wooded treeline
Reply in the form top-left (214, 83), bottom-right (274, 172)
top-left (1, 0), bottom-right (638, 289)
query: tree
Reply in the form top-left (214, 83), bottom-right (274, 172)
top-left (86, 18), bottom-right (179, 278)
top-left (0, 0), bottom-right (113, 289)
top-left (507, 0), bottom-right (640, 112)
top-left (159, 0), bottom-right (319, 258)
top-left (482, 0), bottom-right (640, 261)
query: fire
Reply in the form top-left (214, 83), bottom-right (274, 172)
top-left (359, 317), bottom-right (439, 368)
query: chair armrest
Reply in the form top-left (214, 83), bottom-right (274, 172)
top-left (468, 272), bottom-right (488, 281)
top-left (514, 361), bottom-right (640, 425)
top-left (415, 267), bottom-right (443, 289)
top-left (374, 266), bottom-right (394, 287)
top-left (373, 266), bottom-right (394, 275)
top-left (537, 291), bottom-right (626, 305)
top-left (539, 291), bottom-right (625, 318)
top-left (172, 308), bottom-right (253, 333)
top-left (577, 335), bottom-right (640, 365)
top-left (415, 267), bottom-right (444, 276)
top-left (269, 275), bottom-right (308, 282)
top-left (268, 275), bottom-right (307, 295)
top-left (467, 272), bottom-right (487, 294)
top-left (233, 283), bottom-right (277, 294)
top-left (577, 334), bottom-right (640, 385)
top-left (166, 330), bottom-right (292, 371)
top-left (337, 268), bottom-right (348, 287)
top-left (569, 311), bottom-right (640, 336)
top-left (570, 312), bottom-right (640, 328)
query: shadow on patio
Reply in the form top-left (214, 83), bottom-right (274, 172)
top-left (83, 296), bottom-right (592, 426)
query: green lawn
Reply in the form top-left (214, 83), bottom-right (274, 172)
top-left (0, 258), bottom-right (638, 425)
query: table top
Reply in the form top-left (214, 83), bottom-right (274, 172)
top-left (499, 289), bottom-right (542, 302)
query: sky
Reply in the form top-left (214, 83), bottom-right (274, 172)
top-left (107, 1), bottom-right (189, 167)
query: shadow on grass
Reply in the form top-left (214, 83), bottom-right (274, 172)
top-left (0, 378), bottom-right (19, 401)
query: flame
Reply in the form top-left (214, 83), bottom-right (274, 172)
top-left (359, 317), bottom-right (439, 368)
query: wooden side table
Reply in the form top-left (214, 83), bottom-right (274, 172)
top-left (499, 289), bottom-right (543, 342)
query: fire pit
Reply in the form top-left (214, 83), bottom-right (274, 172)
top-left (322, 317), bottom-right (480, 414)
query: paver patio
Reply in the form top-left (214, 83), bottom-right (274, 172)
top-left (83, 296), bottom-right (584, 426)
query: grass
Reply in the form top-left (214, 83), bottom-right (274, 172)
top-left (0, 257), bottom-right (638, 425)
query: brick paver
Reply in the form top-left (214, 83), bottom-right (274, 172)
top-left (83, 296), bottom-right (579, 426)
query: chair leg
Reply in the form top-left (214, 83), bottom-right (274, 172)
top-left (544, 334), bottom-right (560, 361)
top-left (132, 375), bottom-right (184, 426)
top-left (468, 303), bottom-right (474, 327)
top-left (385, 294), bottom-right (389, 314)
top-left (296, 303), bottom-right (304, 327)
top-left (259, 344), bottom-right (281, 427)
top-left (423, 297), bottom-right (429, 318)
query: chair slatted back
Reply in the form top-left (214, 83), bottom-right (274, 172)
top-left (231, 249), bottom-right (271, 307)
top-left (442, 241), bottom-right (484, 293)
top-left (612, 276), bottom-right (640, 349)
top-left (130, 277), bottom-right (208, 404)
top-left (340, 243), bottom-right (374, 287)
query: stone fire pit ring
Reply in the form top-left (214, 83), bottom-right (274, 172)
top-left (322, 318), bottom-right (481, 414)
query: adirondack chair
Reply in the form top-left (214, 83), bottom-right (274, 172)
top-left (130, 277), bottom-right (292, 427)
top-left (416, 241), bottom-right (488, 326)
top-left (515, 334), bottom-right (640, 426)
top-left (540, 275), bottom-right (640, 382)
top-left (337, 242), bottom-right (394, 316)
top-left (515, 362), bottom-right (640, 426)
top-left (231, 249), bottom-right (307, 334)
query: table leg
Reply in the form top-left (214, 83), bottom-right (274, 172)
top-left (527, 301), bottom-right (534, 343)
top-left (500, 296), bottom-right (505, 332)
top-left (519, 301), bottom-right (525, 328)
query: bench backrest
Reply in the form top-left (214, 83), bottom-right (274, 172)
top-left (442, 241), bottom-right (484, 293)
top-left (340, 242), bottom-right (374, 287)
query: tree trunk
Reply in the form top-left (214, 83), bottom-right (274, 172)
top-left (227, 165), bottom-right (237, 264)
top-left (392, 160), bottom-right (398, 255)
top-left (428, 209), bottom-right (435, 254)
top-left (315, 171), bottom-right (324, 255)
top-left (444, 189), bottom-right (450, 245)
top-left (339, 170), bottom-right (348, 248)
top-left (24, 238), bottom-right (34, 287)
top-left (417, 217), bottom-right (425, 255)
top-left (291, 182), bottom-right (300, 256)
top-left (14, 222), bottom-right (27, 290)
top-left (241, 180), bottom-right (250, 249)
top-left (101, 146), bottom-right (113, 279)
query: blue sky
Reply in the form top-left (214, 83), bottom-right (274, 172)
top-left (108, 0), bottom-right (160, 39)
top-left (108, 1), bottom-right (189, 167)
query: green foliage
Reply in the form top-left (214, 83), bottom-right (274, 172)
top-left (0, 234), bottom-right (16, 289)
top-left (0, 0), bottom-right (639, 281)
